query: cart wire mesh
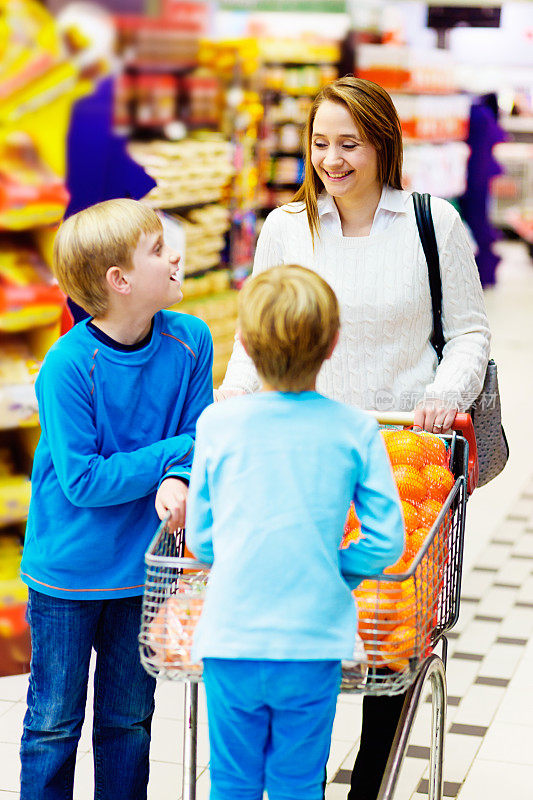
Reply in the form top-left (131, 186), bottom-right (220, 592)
top-left (140, 432), bottom-right (468, 696)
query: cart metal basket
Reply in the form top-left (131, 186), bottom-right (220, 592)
top-left (140, 425), bottom-right (469, 800)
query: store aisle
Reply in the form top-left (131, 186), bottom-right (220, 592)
top-left (0, 241), bottom-right (531, 800)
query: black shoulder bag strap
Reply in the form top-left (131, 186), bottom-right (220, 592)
top-left (412, 191), bottom-right (445, 363)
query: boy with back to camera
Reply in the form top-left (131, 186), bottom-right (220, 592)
top-left (185, 264), bottom-right (405, 800)
top-left (19, 198), bottom-right (213, 800)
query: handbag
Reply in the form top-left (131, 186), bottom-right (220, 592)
top-left (412, 191), bottom-right (509, 487)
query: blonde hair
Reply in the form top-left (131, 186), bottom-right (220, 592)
top-left (238, 264), bottom-right (340, 392)
top-left (292, 76), bottom-right (403, 243)
top-left (53, 198), bottom-right (162, 317)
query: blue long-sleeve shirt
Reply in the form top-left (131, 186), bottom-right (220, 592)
top-left (186, 391), bottom-right (404, 661)
top-left (21, 310), bottom-right (213, 600)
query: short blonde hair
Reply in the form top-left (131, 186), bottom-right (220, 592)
top-left (238, 265), bottom-right (340, 392)
top-left (53, 198), bottom-right (162, 317)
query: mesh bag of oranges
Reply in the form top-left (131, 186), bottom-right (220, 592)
top-left (144, 570), bottom-right (207, 679)
top-left (342, 429), bottom-right (457, 691)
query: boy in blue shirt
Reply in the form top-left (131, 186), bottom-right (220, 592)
top-left (19, 198), bottom-right (213, 800)
top-left (186, 264), bottom-right (404, 800)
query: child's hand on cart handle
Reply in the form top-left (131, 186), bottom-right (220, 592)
top-left (155, 478), bottom-right (188, 530)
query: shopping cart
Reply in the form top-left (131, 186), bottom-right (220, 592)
top-left (140, 413), bottom-right (473, 800)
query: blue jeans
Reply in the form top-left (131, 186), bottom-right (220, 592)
top-left (202, 658), bottom-right (341, 800)
top-left (20, 589), bottom-right (156, 800)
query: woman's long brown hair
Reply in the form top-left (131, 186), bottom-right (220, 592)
top-left (290, 76), bottom-right (404, 244)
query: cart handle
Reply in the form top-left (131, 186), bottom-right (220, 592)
top-left (370, 411), bottom-right (478, 494)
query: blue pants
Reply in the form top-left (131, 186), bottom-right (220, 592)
top-left (202, 658), bottom-right (341, 800)
top-left (20, 589), bottom-right (156, 800)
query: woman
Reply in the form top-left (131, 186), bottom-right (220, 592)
top-left (218, 76), bottom-right (490, 799)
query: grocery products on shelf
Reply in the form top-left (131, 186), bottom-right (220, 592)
top-left (0, 447), bottom-right (31, 527)
top-left (0, 336), bottom-right (40, 430)
top-left (392, 93), bottom-right (470, 143)
top-left (173, 278), bottom-right (239, 386)
top-left (0, 237), bottom-right (65, 332)
top-left (256, 37), bottom-right (339, 214)
top-left (357, 44), bottom-right (459, 95)
top-left (128, 137), bottom-right (235, 209)
top-left (490, 142), bottom-right (533, 243)
top-left (0, 529), bottom-right (30, 677)
top-left (403, 141), bottom-right (470, 199)
top-left (0, 0), bottom-right (81, 675)
top-left (355, 42), bottom-right (471, 201)
top-left (170, 204), bottom-right (232, 275)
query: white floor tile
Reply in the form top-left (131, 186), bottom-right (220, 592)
top-left (149, 716), bottom-right (186, 764)
top-left (325, 783), bottom-right (351, 800)
top-left (331, 701), bottom-right (362, 743)
top-left (441, 733), bottom-right (483, 783)
top-left (0, 675), bottom-right (27, 704)
top-left (326, 739), bottom-right (355, 782)
top-left (481, 642), bottom-right (525, 680)
top-left (474, 543), bottom-right (514, 571)
top-left (478, 721), bottom-right (533, 765)
top-left (460, 569), bottom-right (495, 597)
top-left (475, 586), bottom-right (519, 618)
top-left (517, 575), bottom-right (533, 603)
top-left (497, 557), bottom-right (533, 584)
top-left (0, 743), bottom-right (21, 792)
top-left (389, 755), bottom-right (427, 799)
top-left (73, 752), bottom-right (94, 800)
top-left (147, 761), bottom-right (184, 800)
top-left (154, 680), bottom-right (186, 721)
top-left (493, 687), bottom-right (533, 726)
top-left (454, 618), bottom-right (499, 654)
top-left (0, 701), bottom-right (16, 719)
top-left (498, 606), bottom-right (533, 638)
top-left (452, 683), bottom-right (505, 728)
top-left (442, 658), bottom-right (479, 697)
top-left (0, 702), bottom-right (25, 746)
top-left (458, 758), bottom-right (533, 799)
top-left (192, 769), bottom-right (212, 800)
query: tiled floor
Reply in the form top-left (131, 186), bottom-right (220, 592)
top-left (1, 240), bottom-right (532, 799)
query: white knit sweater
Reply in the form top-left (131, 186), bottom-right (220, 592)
top-left (221, 194), bottom-right (491, 413)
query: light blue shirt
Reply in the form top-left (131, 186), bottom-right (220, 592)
top-left (186, 391), bottom-right (404, 661)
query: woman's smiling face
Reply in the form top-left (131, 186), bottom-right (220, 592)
top-left (311, 100), bottom-right (380, 201)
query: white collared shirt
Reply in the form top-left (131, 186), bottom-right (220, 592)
top-left (317, 185), bottom-right (413, 237)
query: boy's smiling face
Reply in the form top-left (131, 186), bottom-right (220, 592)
top-left (127, 229), bottom-right (183, 312)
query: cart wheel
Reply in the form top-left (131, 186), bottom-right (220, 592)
top-left (378, 653), bottom-right (447, 800)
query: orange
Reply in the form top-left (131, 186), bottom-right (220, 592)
top-left (393, 464), bottom-right (427, 505)
top-left (341, 528), bottom-right (362, 548)
top-left (384, 555), bottom-right (411, 575)
top-left (417, 498), bottom-right (443, 529)
top-left (418, 431), bottom-right (448, 466)
top-left (384, 430), bottom-right (425, 469)
top-left (341, 502), bottom-right (362, 548)
top-left (381, 624), bottom-right (416, 672)
top-left (344, 502), bottom-right (360, 535)
top-left (356, 592), bottom-right (397, 643)
top-left (405, 526), bottom-right (430, 562)
top-left (401, 500), bottom-right (420, 535)
top-left (421, 464), bottom-right (455, 503)
top-left (355, 579), bottom-right (401, 602)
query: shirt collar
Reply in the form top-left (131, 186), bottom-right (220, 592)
top-left (317, 185), bottom-right (411, 218)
